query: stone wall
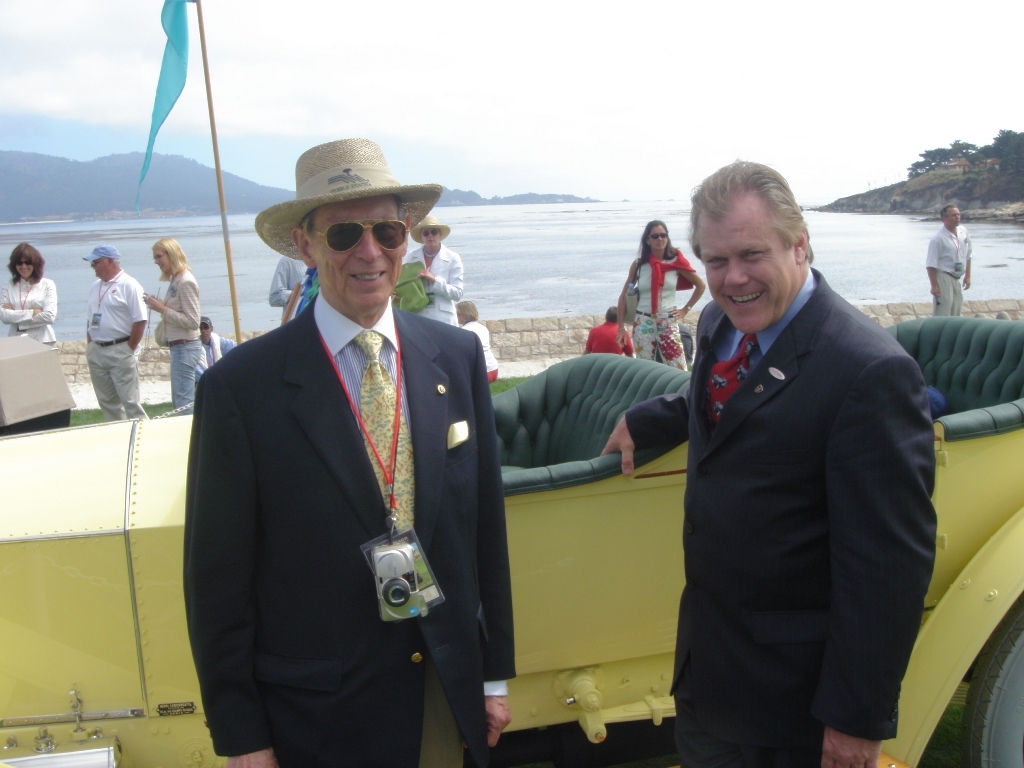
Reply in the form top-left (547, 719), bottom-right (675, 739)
top-left (57, 299), bottom-right (1024, 386)
top-left (58, 332), bottom-right (267, 386)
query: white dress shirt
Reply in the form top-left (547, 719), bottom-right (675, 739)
top-left (926, 225), bottom-right (972, 277)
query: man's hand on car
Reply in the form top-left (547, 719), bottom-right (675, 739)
top-left (601, 416), bottom-right (636, 475)
top-left (820, 726), bottom-right (881, 768)
top-left (226, 748), bottom-right (278, 768)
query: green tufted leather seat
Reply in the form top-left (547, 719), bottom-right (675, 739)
top-left (888, 317), bottom-right (1024, 441)
top-left (493, 354), bottom-right (690, 495)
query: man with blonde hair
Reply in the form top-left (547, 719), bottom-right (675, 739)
top-left (604, 161), bottom-right (936, 768)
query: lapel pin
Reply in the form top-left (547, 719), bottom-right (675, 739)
top-left (754, 384), bottom-right (764, 393)
top-left (437, 384), bottom-right (446, 395)
top-left (769, 367), bottom-right (785, 380)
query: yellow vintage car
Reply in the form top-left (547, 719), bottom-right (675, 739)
top-left (1, 316), bottom-right (1023, 768)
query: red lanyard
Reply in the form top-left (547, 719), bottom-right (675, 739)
top-left (18, 283), bottom-right (30, 310)
top-left (97, 272), bottom-right (122, 309)
top-left (319, 330), bottom-right (405, 516)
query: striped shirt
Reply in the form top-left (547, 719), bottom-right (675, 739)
top-left (313, 296), bottom-right (411, 427)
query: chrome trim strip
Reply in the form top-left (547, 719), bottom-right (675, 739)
top-left (122, 421), bottom-right (150, 712)
top-left (124, 421), bottom-right (138, 533)
top-left (1, 709), bottom-right (144, 727)
top-left (0, 530), bottom-right (123, 544)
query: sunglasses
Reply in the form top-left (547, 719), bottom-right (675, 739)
top-left (420, 229), bottom-right (441, 237)
top-left (316, 220), bottom-right (407, 253)
top-left (648, 233), bottom-right (668, 240)
top-left (15, 260), bottom-right (32, 266)
top-left (200, 324), bottom-right (211, 330)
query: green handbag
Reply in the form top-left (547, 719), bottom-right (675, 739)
top-left (394, 262), bottom-right (429, 313)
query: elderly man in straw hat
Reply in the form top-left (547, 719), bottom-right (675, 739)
top-left (404, 215), bottom-right (464, 326)
top-left (184, 139), bottom-right (515, 768)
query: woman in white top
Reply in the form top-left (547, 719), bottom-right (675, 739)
top-left (456, 301), bottom-right (499, 383)
top-left (1, 243), bottom-right (58, 346)
top-left (143, 238), bottom-right (203, 410)
top-left (616, 220), bottom-right (705, 370)
top-left (404, 215), bottom-right (464, 325)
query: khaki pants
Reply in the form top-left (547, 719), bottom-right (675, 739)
top-left (86, 341), bottom-right (148, 422)
top-left (932, 270), bottom-right (963, 317)
top-left (419, 659), bottom-right (463, 768)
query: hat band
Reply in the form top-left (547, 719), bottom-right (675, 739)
top-left (296, 163), bottom-right (401, 201)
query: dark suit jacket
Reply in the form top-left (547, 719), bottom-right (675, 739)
top-left (626, 271), bottom-right (936, 748)
top-left (183, 303), bottom-right (515, 768)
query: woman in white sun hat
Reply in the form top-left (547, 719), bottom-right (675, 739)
top-left (404, 215), bottom-right (464, 326)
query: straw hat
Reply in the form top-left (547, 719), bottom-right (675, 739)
top-left (410, 215), bottom-right (451, 244)
top-left (255, 138), bottom-right (442, 258)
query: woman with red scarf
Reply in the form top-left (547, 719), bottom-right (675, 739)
top-left (616, 220), bottom-right (705, 369)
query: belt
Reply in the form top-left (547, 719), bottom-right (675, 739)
top-left (168, 339), bottom-right (191, 347)
top-left (93, 337), bottom-right (130, 347)
top-left (637, 310), bottom-right (675, 319)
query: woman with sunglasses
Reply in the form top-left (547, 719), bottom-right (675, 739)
top-left (143, 238), bottom-right (202, 410)
top-left (404, 215), bottom-right (464, 326)
top-left (616, 220), bottom-right (705, 370)
top-left (1, 243), bottom-right (58, 347)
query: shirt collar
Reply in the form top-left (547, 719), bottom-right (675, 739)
top-left (313, 296), bottom-right (398, 356)
top-left (753, 268), bottom-right (816, 355)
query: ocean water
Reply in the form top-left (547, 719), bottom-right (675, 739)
top-left (2, 202), bottom-right (1023, 341)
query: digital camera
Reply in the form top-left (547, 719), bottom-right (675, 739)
top-left (372, 541), bottom-right (430, 622)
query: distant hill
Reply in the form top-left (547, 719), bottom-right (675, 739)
top-left (820, 168), bottom-right (1024, 220)
top-left (438, 187), bottom-right (599, 206)
top-left (820, 130), bottom-right (1024, 220)
top-left (0, 151), bottom-right (292, 223)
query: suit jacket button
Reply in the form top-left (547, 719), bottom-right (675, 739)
top-left (684, 521), bottom-right (694, 534)
top-left (696, 465), bottom-right (707, 477)
top-left (411, 652), bottom-right (424, 663)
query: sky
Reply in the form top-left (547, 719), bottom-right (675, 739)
top-left (2, 0), bottom-right (1022, 206)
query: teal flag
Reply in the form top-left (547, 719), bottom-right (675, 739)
top-left (137, 0), bottom-right (192, 214)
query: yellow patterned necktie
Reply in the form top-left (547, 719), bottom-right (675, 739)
top-left (353, 330), bottom-right (415, 531)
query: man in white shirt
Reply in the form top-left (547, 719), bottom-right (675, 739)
top-left (268, 255), bottom-right (307, 318)
top-left (83, 245), bottom-right (148, 421)
top-left (926, 204), bottom-right (972, 316)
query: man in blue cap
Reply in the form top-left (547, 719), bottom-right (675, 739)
top-left (84, 244), bottom-right (148, 421)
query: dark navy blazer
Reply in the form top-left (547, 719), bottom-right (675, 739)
top-left (627, 271), bottom-right (936, 748)
top-left (184, 302), bottom-right (514, 767)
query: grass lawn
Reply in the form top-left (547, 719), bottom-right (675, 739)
top-left (70, 402), bottom-right (179, 426)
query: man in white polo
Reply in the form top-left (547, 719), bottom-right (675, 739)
top-left (84, 244), bottom-right (148, 421)
top-left (926, 204), bottom-right (972, 316)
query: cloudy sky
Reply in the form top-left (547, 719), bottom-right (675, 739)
top-left (2, 0), bottom-right (1022, 205)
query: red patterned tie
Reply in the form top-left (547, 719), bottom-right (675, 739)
top-left (707, 333), bottom-right (759, 427)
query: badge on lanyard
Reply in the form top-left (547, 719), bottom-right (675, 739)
top-left (90, 313), bottom-right (102, 329)
top-left (318, 331), bottom-right (445, 622)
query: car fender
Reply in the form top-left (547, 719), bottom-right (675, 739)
top-left (885, 502), bottom-right (1024, 766)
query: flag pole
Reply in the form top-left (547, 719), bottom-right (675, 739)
top-left (192, 0), bottom-right (243, 344)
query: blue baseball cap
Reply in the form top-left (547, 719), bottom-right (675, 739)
top-left (84, 244), bottom-right (121, 262)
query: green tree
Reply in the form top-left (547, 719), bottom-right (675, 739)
top-left (908, 147), bottom-right (952, 178)
top-left (992, 130), bottom-right (1024, 172)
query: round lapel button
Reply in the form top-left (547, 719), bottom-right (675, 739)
top-left (437, 384), bottom-right (446, 395)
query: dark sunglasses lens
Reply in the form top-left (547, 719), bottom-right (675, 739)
top-left (324, 222), bottom-right (366, 252)
top-left (372, 221), bottom-right (407, 249)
